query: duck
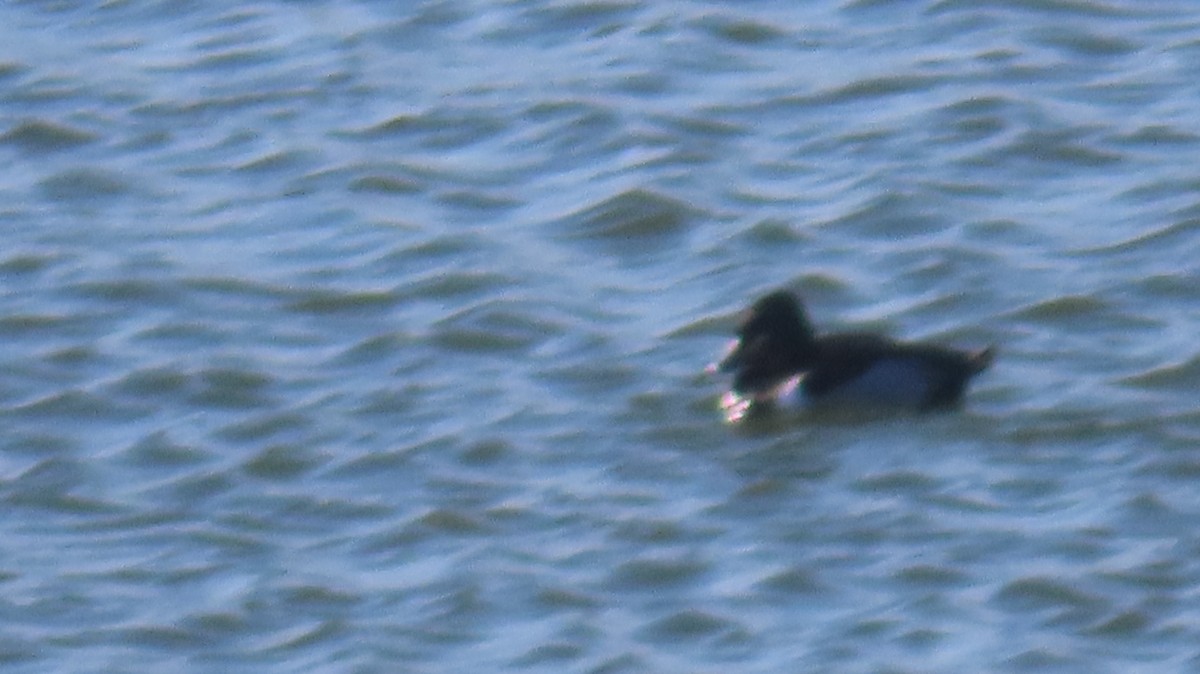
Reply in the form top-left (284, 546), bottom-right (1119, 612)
top-left (711, 289), bottom-right (994, 418)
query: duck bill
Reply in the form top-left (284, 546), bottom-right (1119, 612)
top-left (706, 339), bottom-right (744, 374)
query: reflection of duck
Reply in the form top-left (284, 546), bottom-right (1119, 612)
top-left (711, 290), bottom-right (994, 416)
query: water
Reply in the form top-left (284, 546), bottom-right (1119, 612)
top-left (1, 0), bottom-right (1199, 671)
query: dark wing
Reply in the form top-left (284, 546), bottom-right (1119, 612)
top-left (803, 333), bottom-right (906, 397)
top-left (806, 334), bottom-right (985, 408)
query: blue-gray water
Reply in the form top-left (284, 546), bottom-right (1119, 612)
top-left (2, 1), bottom-right (1199, 672)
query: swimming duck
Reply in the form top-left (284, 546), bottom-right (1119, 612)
top-left (712, 289), bottom-right (994, 418)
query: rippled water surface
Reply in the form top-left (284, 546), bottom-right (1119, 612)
top-left (2, 1), bottom-right (1200, 672)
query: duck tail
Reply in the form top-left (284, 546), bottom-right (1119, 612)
top-left (969, 345), bottom-right (997, 374)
